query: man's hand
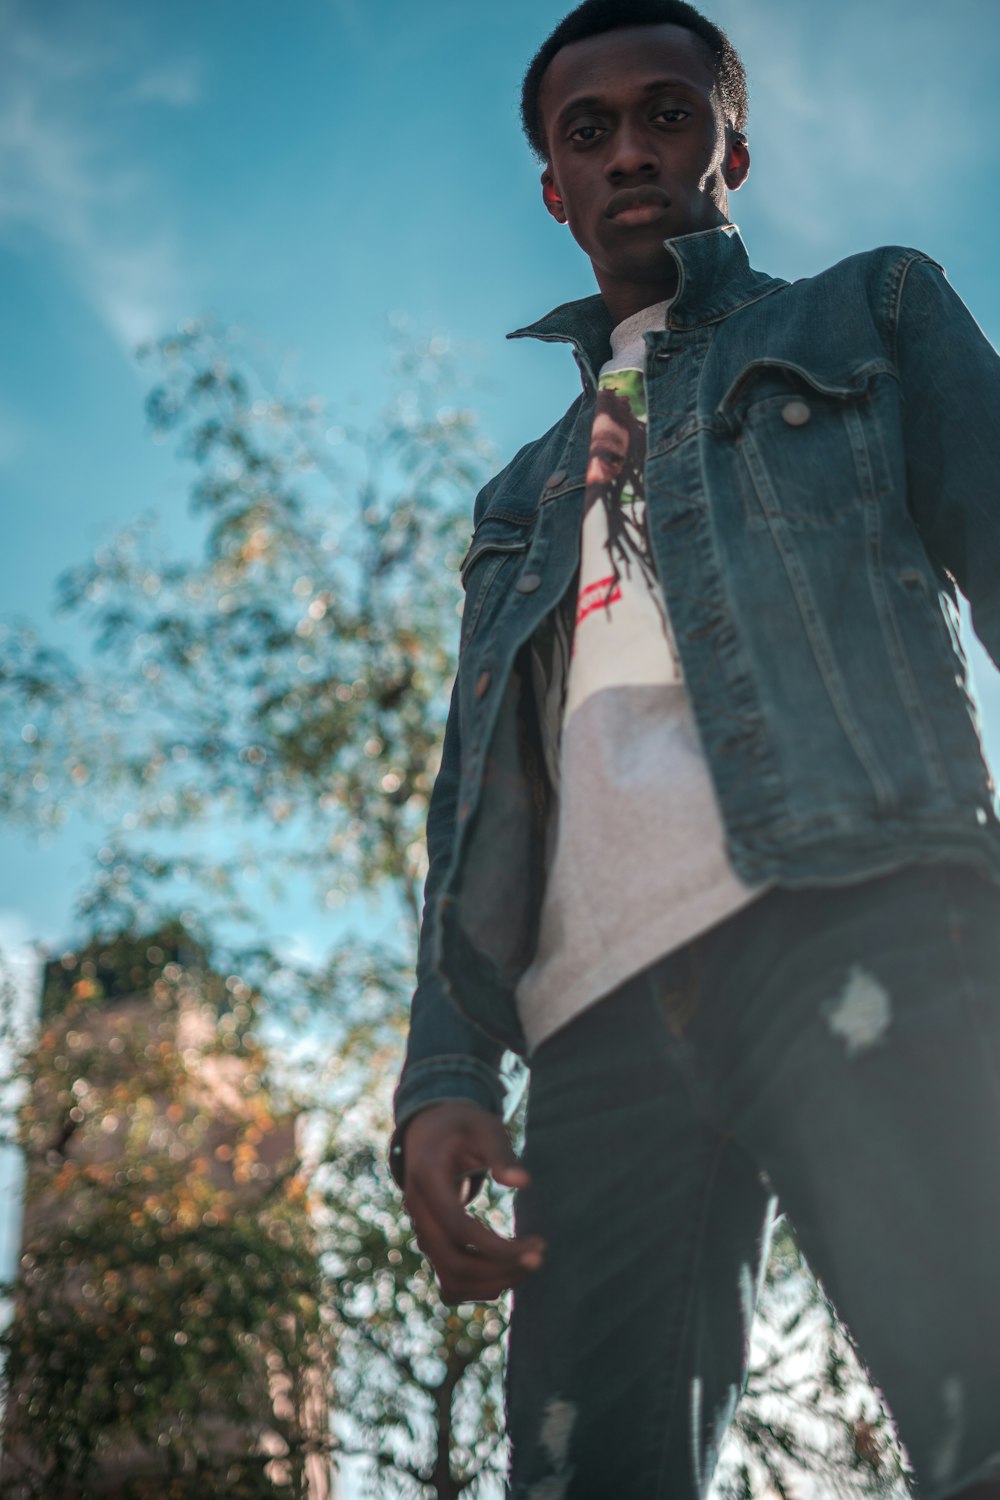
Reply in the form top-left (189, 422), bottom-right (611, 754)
top-left (402, 1101), bottom-right (546, 1304)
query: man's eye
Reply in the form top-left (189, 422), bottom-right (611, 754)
top-left (568, 124), bottom-right (604, 143)
top-left (656, 108), bottom-right (691, 125)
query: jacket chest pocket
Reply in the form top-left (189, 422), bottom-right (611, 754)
top-left (459, 515), bottom-right (534, 646)
top-left (718, 359), bottom-right (893, 529)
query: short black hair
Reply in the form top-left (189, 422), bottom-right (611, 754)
top-left (521, 0), bottom-right (748, 161)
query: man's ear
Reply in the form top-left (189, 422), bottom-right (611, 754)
top-left (724, 130), bottom-right (750, 192)
top-left (541, 166), bottom-right (567, 224)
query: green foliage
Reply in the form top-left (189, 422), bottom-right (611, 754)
top-left (719, 1219), bottom-right (912, 1499)
top-left (0, 324), bottom-right (505, 1497)
top-left (0, 322), bottom-right (491, 948)
top-left (1, 933), bottom-right (332, 1497)
top-left (317, 1132), bottom-right (508, 1499)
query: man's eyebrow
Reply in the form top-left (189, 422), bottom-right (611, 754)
top-left (555, 78), bottom-right (701, 127)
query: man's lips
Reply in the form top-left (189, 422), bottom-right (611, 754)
top-left (604, 186), bottom-right (671, 220)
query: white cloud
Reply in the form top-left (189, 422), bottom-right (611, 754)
top-left (5, 13), bottom-right (115, 82)
top-left (713, 0), bottom-right (983, 260)
top-left (0, 1), bottom-right (200, 351)
top-left (126, 59), bottom-right (203, 108)
top-left (89, 238), bottom-right (188, 349)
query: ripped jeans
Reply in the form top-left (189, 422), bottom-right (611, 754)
top-left (505, 863), bottom-right (1000, 1499)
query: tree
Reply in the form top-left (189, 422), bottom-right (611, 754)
top-left (0, 322), bottom-right (484, 952)
top-left (0, 320), bottom-right (512, 1496)
top-left (0, 320), bottom-right (910, 1496)
top-left (1, 925), bottom-right (332, 1498)
top-left (718, 1217), bottom-right (911, 1500)
top-left (319, 1131), bottom-right (508, 1499)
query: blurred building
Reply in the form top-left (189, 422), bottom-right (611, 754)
top-left (1, 925), bottom-right (333, 1498)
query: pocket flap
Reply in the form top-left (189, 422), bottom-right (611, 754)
top-left (717, 357), bottom-right (894, 427)
top-left (459, 518), bottom-right (533, 588)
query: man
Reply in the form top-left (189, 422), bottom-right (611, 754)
top-left (391, 2), bottom-right (1000, 1495)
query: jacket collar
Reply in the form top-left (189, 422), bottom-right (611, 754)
top-left (507, 223), bottom-right (787, 385)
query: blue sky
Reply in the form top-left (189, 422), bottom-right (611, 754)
top-left (2, 0), bottom-right (1000, 957)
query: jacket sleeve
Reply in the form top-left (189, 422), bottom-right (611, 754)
top-left (895, 254), bottom-right (1000, 667)
top-left (388, 673), bottom-right (507, 1190)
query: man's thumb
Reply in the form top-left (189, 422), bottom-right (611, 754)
top-left (486, 1130), bottom-right (531, 1188)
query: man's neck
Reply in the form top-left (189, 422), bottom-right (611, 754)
top-left (596, 268), bottom-right (679, 329)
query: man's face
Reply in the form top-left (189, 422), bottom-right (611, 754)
top-left (537, 24), bottom-right (749, 311)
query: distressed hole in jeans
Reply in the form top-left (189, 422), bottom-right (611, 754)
top-left (525, 1397), bottom-right (576, 1500)
top-left (824, 966), bottom-right (892, 1058)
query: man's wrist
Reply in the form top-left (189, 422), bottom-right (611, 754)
top-left (390, 1053), bottom-right (507, 1189)
top-left (389, 1091), bottom-right (502, 1190)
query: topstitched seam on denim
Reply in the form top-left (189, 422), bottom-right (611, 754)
top-left (647, 950), bottom-right (733, 1141)
top-left (643, 1128), bottom-right (732, 1500)
top-left (942, 870), bottom-right (1000, 1116)
top-left (920, 874), bottom-right (1000, 1500)
top-left (923, 1449), bottom-right (1000, 1500)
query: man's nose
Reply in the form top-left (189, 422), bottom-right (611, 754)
top-left (605, 123), bottom-right (658, 181)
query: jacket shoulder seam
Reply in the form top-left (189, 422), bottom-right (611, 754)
top-left (880, 248), bottom-right (944, 367)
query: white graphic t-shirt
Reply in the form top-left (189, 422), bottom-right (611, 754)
top-left (515, 300), bottom-right (767, 1053)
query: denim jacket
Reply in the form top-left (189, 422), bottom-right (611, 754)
top-left (390, 223), bottom-right (1000, 1184)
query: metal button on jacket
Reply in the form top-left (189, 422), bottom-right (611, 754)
top-left (782, 399), bottom-right (812, 427)
top-left (515, 572), bottom-right (542, 594)
top-left (474, 670), bottom-right (491, 699)
top-left (544, 469), bottom-right (567, 490)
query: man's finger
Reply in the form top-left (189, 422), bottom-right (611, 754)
top-left (416, 1175), bottom-right (542, 1265)
top-left (414, 1190), bottom-right (540, 1271)
top-left (409, 1197), bottom-right (544, 1290)
top-left (430, 1232), bottom-right (543, 1304)
top-left (489, 1160), bottom-right (531, 1189)
top-left (414, 1226), bottom-right (511, 1300)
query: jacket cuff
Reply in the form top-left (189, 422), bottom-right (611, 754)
top-left (389, 1055), bottom-right (506, 1190)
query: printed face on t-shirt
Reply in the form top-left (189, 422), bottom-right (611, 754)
top-left (586, 407), bottom-right (630, 487)
top-left (566, 342), bottom-right (680, 697)
top-left (585, 387), bottom-right (644, 513)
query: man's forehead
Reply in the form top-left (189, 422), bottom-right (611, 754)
top-left (540, 23), bottom-right (717, 117)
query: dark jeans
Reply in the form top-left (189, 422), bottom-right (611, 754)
top-left (506, 864), bottom-right (1000, 1499)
